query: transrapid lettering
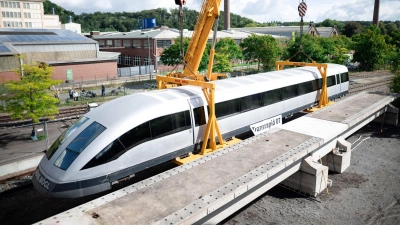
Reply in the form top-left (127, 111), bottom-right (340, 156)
top-left (250, 115), bottom-right (282, 136)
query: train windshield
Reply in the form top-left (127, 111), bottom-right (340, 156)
top-left (54, 122), bottom-right (106, 170)
top-left (46, 117), bottom-right (89, 160)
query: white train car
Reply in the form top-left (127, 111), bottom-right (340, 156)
top-left (33, 64), bottom-right (349, 198)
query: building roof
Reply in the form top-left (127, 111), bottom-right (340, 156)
top-left (42, 58), bottom-right (117, 65)
top-left (0, 28), bottom-right (97, 56)
top-left (316, 27), bottom-right (335, 37)
top-left (91, 28), bottom-right (272, 40)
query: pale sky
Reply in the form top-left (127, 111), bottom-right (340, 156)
top-left (50, 0), bottom-right (400, 23)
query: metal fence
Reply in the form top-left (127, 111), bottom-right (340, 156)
top-left (118, 65), bottom-right (155, 77)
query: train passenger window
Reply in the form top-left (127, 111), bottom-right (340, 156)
top-left (215, 99), bottom-right (240, 118)
top-left (67, 122), bottom-right (106, 153)
top-left (336, 74), bottom-right (341, 84)
top-left (81, 139), bottom-right (126, 170)
top-left (341, 72), bottom-right (349, 82)
top-left (316, 79), bottom-right (323, 89)
top-left (298, 81), bottom-right (314, 95)
top-left (327, 76), bottom-right (336, 87)
top-left (46, 117), bottom-right (89, 159)
top-left (240, 93), bottom-right (262, 112)
top-left (262, 89), bottom-right (281, 106)
top-left (119, 122), bottom-right (151, 150)
top-left (172, 111), bottom-right (191, 132)
top-left (193, 107), bottom-right (206, 126)
top-left (150, 114), bottom-right (173, 138)
top-left (54, 149), bottom-right (79, 170)
top-left (282, 84), bottom-right (298, 100)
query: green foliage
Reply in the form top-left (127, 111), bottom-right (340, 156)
top-left (212, 49), bottom-right (231, 73)
top-left (390, 73), bottom-right (400, 93)
top-left (352, 26), bottom-right (388, 70)
top-left (215, 38), bottom-right (243, 61)
top-left (3, 59), bottom-right (62, 123)
top-left (160, 37), bottom-right (209, 72)
top-left (316, 19), bottom-right (345, 32)
top-left (342, 22), bottom-right (362, 37)
top-left (241, 34), bottom-right (281, 71)
top-left (283, 34), bottom-right (327, 63)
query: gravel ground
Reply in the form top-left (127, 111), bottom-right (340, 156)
top-left (223, 122), bottom-right (400, 225)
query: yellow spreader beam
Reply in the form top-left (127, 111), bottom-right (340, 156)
top-left (156, 76), bottom-right (241, 165)
top-left (276, 60), bottom-right (335, 111)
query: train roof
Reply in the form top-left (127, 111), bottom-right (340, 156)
top-left (86, 64), bottom-right (347, 127)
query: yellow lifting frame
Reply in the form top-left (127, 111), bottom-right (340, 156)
top-left (276, 60), bottom-right (334, 109)
top-left (156, 76), bottom-right (227, 156)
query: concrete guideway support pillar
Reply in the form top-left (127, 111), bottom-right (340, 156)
top-left (373, 104), bottom-right (399, 126)
top-left (322, 138), bottom-right (352, 174)
top-left (281, 156), bottom-right (328, 197)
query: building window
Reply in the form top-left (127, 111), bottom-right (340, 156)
top-left (114, 40), bottom-right (121, 47)
top-left (117, 55), bottom-right (122, 64)
top-left (98, 40), bottom-right (105, 47)
top-left (133, 56), bottom-right (141, 66)
top-left (144, 57), bottom-right (152, 65)
top-left (124, 55), bottom-right (131, 65)
top-left (132, 40), bottom-right (141, 48)
top-left (123, 40), bottom-right (130, 48)
top-left (25, 22), bottom-right (32, 28)
top-left (106, 40), bottom-right (113, 47)
top-left (24, 12), bottom-right (31, 19)
top-left (156, 40), bottom-right (171, 48)
top-left (144, 40), bottom-right (153, 49)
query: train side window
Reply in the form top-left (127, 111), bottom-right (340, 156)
top-left (81, 139), bottom-right (126, 170)
top-left (215, 99), bottom-right (240, 118)
top-left (317, 79), bottom-right (323, 89)
top-left (341, 72), bottom-right (349, 82)
top-left (240, 93), bottom-right (262, 112)
top-left (193, 107), bottom-right (206, 127)
top-left (172, 111), bottom-right (191, 132)
top-left (282, 84), bottom-right (298, 100)
top-left (298, 81), bottom-right (313, 95)
top-left (119, 122), bottom-right (151, 150)
top-left (336, 74), bottom-right (341, 84)
top-left (262, 89), bottom-right (281, 106)
top-left (150, 114), bottom-right (173, 138)
top-left (327, 76), bottom-right (336, 87)
top-left (54, 149), bottom-right (79, 170)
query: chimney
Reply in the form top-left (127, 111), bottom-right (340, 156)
top-left (52, 8), bottom-right (55, 15)
top-left (69, 15), bottom-right (72, 23)
top-left (224, 0), bottom-right (230, 30)
top-left (373, 0), bottom-right (380, 26)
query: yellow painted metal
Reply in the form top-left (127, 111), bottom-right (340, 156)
top-left (156, 75), bottom-right (225, 155)
top-left (276, 60), bottom-right (332, 109)
top-left (173, 138), bottom-right (242, 165)
top-left (184, 0), bottom-right (221, 80)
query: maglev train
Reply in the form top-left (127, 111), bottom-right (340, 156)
top-left (33, 64), bottom-right (349, 198)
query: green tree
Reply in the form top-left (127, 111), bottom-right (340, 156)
top-left (342, 22), bottom-right (362, 38)
top-left (385, 22), bottom-right (398, 37)
top-left (241, 34), bottom-right (281, 71)
top-left (160, 37), bottom-right (210, 72)
top-left (215, 37), bottom-right (243, 62)
top-left (283, 34), bottom-right (328, 63)
top-left (3, 59), bottom-right (62, 124)
top-left (352, 26), bottom-right (388, 70)
top-left (212, 49), bottom-right (231, 73)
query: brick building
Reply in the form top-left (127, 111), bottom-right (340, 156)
top-left (89, 28), bottom-right (271, 73)
top-left (0, 28), bottom-right (118, 82)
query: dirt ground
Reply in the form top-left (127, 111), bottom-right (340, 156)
top-left (223, 122), bottom-right (400, 225)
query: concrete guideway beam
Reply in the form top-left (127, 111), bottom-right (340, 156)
top-left (35, 92), bottom-right (399, 225)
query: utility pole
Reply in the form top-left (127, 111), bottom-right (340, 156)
top-left (373, 0), bottom-right (380, 27)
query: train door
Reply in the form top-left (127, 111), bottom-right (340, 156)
top-left (187, 98), bottom-right (208, 149)
top-left (336, 73), bottom-right (341, 97)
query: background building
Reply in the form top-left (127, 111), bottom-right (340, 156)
top-left (0, 28), bottom-right (118, 82)
top-left (0, 0), bottom-right (45, 28)
top-left (89, 27), bottom-right (271, 74)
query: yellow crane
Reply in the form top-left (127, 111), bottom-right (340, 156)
top-left (156, 0), bottom-right (237, 164)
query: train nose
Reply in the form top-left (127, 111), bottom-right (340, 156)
top-left (32, 167), bottom-right (57, 197)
